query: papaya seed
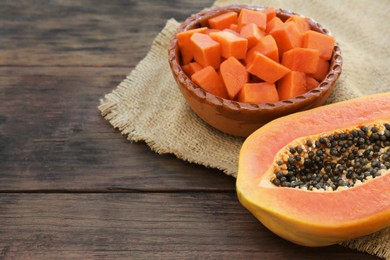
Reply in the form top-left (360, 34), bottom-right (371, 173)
top-left (272, 122), bottom-right (390, 191)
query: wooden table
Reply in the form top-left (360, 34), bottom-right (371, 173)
top-left (0, 1), bottom-right (379, 259)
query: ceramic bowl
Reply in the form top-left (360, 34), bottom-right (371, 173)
top-left (168, 4), bottom-right (342, 137)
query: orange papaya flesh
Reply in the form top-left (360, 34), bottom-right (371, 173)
top-left (237, 92), bottom-right (390, 247)
top-left (208, 11), bottom-right (238, 30)
top-left (305, 75), bottom-right (319, 91)
top-left (177, 27), bottom-right (208, 64)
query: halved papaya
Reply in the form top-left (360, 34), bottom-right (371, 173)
top-left (237, 92), bottom-right (390, 246)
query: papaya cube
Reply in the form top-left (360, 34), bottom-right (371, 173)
top-left (266, 16), bottom-right (283, 34)
top-left (306, 75), bottom-right (320, 91)
top-left (208, 11), bottom-right (238, 30)
top-left (246, 52), bottom-right (290, 83)
top-left (308, 58), bottom-right (330, 82)
top-left (181, 61), bottom-right (203, 77)
top-left (223, 28), bottom-right (241, 36)
top-left (270, 21), bottom-right (302, 56)
top-left (190, 33), bottom-right (221, 69)
top-left (302, 30), bottom-right (336, 60)
top-left (263, 7), bottom-right (276, 22)
top-left (205, 28), bottom-right (220, 35)
top-left (286, 15), bottom-right (310, 34)
top-left (246, 34), bottom-right (279, 65)
top-left (282, 48), bottom-right (320, 74)
top-left (220, 57), bottom-right (248, 99)
top-left (176, 27), bottom-right (208, 64)
top-left (229, 23), bottom-right (239, 32)
top-left (277, 71), bottom-right (307, 100)
top-left (238, 8), bottom-right (267, 31)
top-left (239, 23), bottom-right (266, 48)
top-left (209, 30), bottom-right (248, 60)
top-left (238, 82), bottom-right (279, 104)
top-left (191, 66), bottom-right (228, 99)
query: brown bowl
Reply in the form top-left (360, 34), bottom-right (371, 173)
top-left (168, 4), bottom-right (342, 137)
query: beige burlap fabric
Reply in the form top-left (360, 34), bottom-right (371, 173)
top-left (99, 0), bottom-right (390, 258)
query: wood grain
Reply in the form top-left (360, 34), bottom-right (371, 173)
top-left (0, 193), bottom-right (377, 259)
top-left (0, 0), bottom-right (214, 67)
top-left (0, 67), bottom-right (234, 191)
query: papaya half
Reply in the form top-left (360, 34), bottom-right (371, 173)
top-left (236, 92), bottom-right (390, 246)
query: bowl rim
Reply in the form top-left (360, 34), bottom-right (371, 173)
top-left (168, 4), bottom-right (343, 113)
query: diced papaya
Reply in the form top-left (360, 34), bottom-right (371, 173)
top-left (308, 58), bottom-right (330, 82)
top-left (263, 7), bottom-right (276, 22)
top-left (246, 52), bottom-right (290, 83)
top-left (238, 82), bottom-right (279, 103)
top-left (220, 57), bottom-right (248, 99)
top-left (205, 28), bottom-right (220, 35)
top-left (191, 66), bottom-right (228, 99)
top-left (270, 21), bottom-right (302, 56)
top-left (246, 34), bottom-right (279, 65)
top-left (266, 16), bottom-right (283, 34)
top-left (190, 33), bottom-right (221, 69)
top-left (286, 15), bottom-right (310, 34)
top-left (223, 28), bottom-right (240, 36)
top-left (176, 8), bottom-right (338, 104)
top-left (177, 27), bottom-right (208, 64)
top-left (302, 30), bottom-right (335, 60)
top-left (277, 71), bottom-right (307, 100)
top-left (306, 75), bottom-right (320, 91)
top-left (208, 11), bottom-right (238, 30)
top-left (281, 48), bottom-right (320, 74)
top-left (181, 61), bottom-right (203, 77)
top-left (209, 30), bottom-right (248, 60)
top-left (238, 8), bottom-right (267, 31)
top-left (239, 23), bottom-right (266, 48)
top-left (229, 23), bottom-right (239, 32)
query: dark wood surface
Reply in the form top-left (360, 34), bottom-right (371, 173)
top-left (0, 1), bottom-right (378, 259)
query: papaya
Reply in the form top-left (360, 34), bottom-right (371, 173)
top-left (236, 92), bottom-right (390, 246)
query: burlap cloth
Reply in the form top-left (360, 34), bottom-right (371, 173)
top-left (99, 0), bottom-right (390, 258)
